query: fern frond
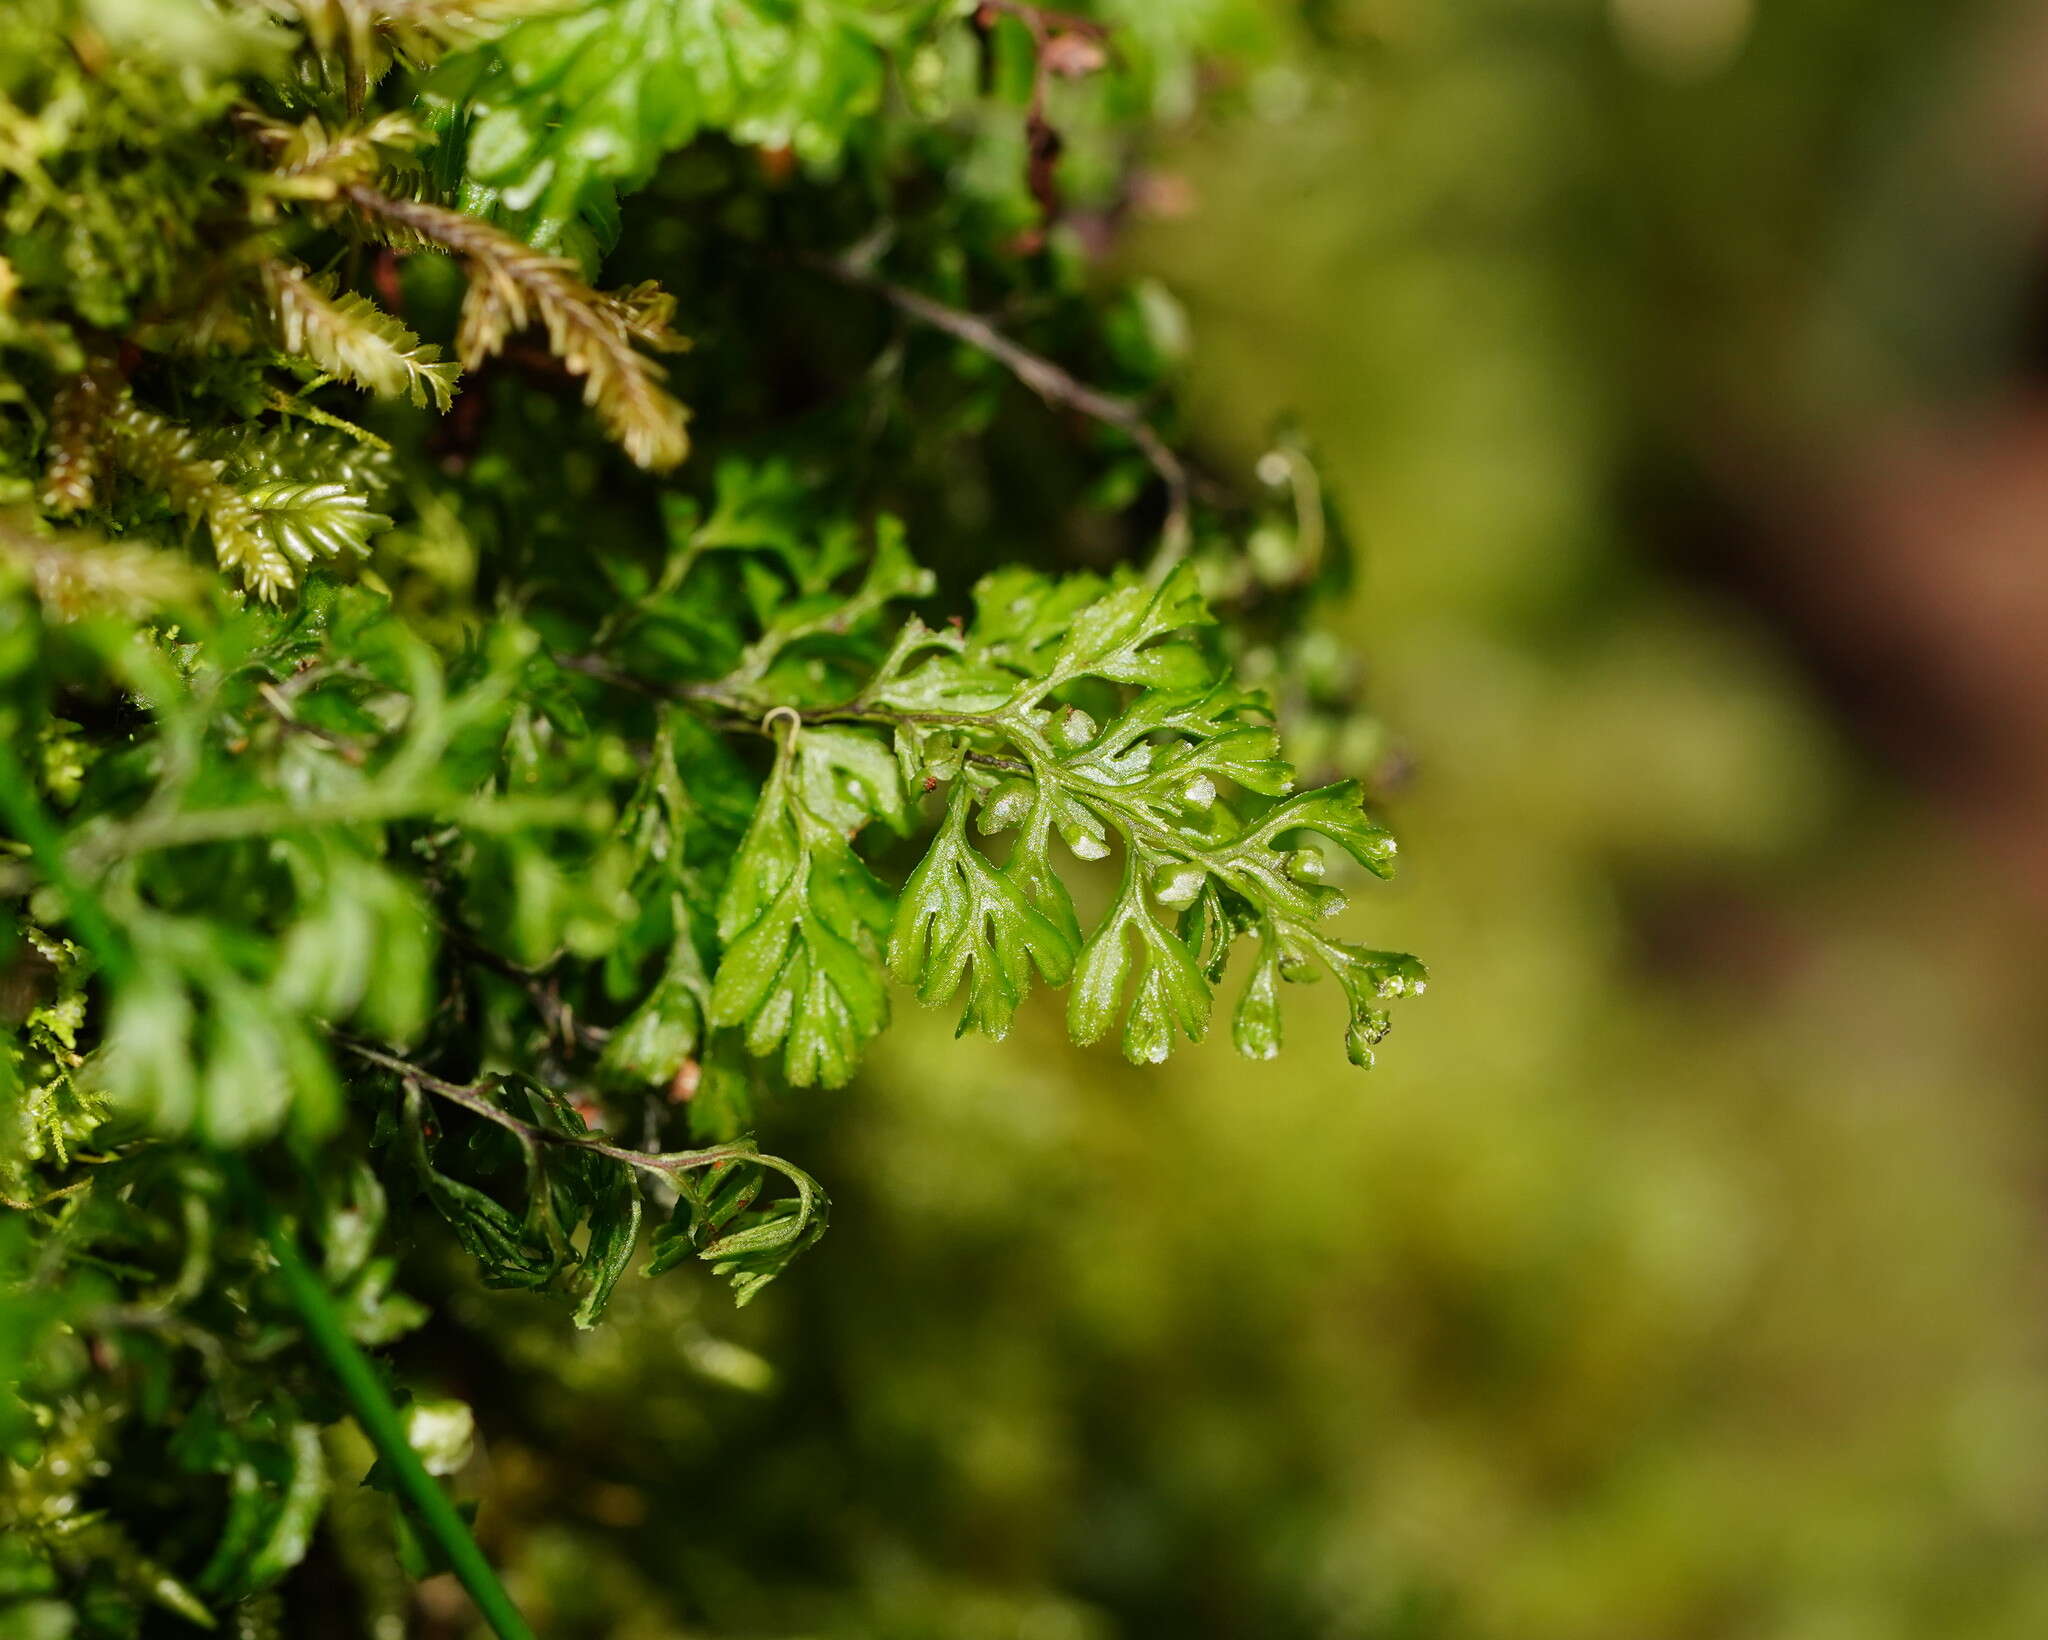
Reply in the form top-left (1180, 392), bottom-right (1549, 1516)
top-left (104, 398), bottom-right (292, 598)
top-left (345, 187), bottom-right (691, 470)
top-left (40, 365), bottom-right (117, 515)
top-left (262, 259), bottom-right (459, 408)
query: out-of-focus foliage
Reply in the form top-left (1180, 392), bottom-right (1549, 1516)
top-left (342, 2), bottom-right (2048, 1639)
top-left (2, 0), bottom-right (1418, 1633)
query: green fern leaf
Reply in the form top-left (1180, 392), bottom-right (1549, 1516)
top-left (889, 779), bottom-right (1077, 1041)
top-left (681, 534), bottom-right (1422, 1080)
top-left (707, 725), bottom-right (893, 1088)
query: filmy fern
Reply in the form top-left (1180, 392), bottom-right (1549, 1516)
top-left (685, 551), bottom-right (1425, 1083)
top-left (1, 1), bottom-right (1418, 1633)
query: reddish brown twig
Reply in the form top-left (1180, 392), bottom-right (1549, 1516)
top-left (973, 1), bottom-right (1112, 241)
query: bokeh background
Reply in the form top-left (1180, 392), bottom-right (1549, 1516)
top-left (412, 3), bottom-right (2048, 1634)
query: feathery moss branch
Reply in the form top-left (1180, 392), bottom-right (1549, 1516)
top-left (345, 185), bottom-right (690, 469)
top-left (104, 396), bottom-right (293, 596)
top-left (262, 259), bottom-right (459, 407)
top-left (40, 363), bottom-right (117, 515)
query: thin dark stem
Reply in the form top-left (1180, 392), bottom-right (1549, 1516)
top-left (444, 923), bottom-right (611, 1054)
top-left (257, 680), bottom-right (368, 766)
top-left (812, 254), bottom-right (1191, 574)
top-left (559, 651), bottom-right (658, 695)
top-left (561, 659), bottom-right (1039, 778)
top-left (334, 1037), bottom-right (753, 1181)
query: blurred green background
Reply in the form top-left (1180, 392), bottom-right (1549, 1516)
top-left (415, 3), bottom-right (2048, 1634)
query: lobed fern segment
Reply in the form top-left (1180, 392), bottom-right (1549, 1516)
top-left (669, 539), bottom-right (1425, 1082)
